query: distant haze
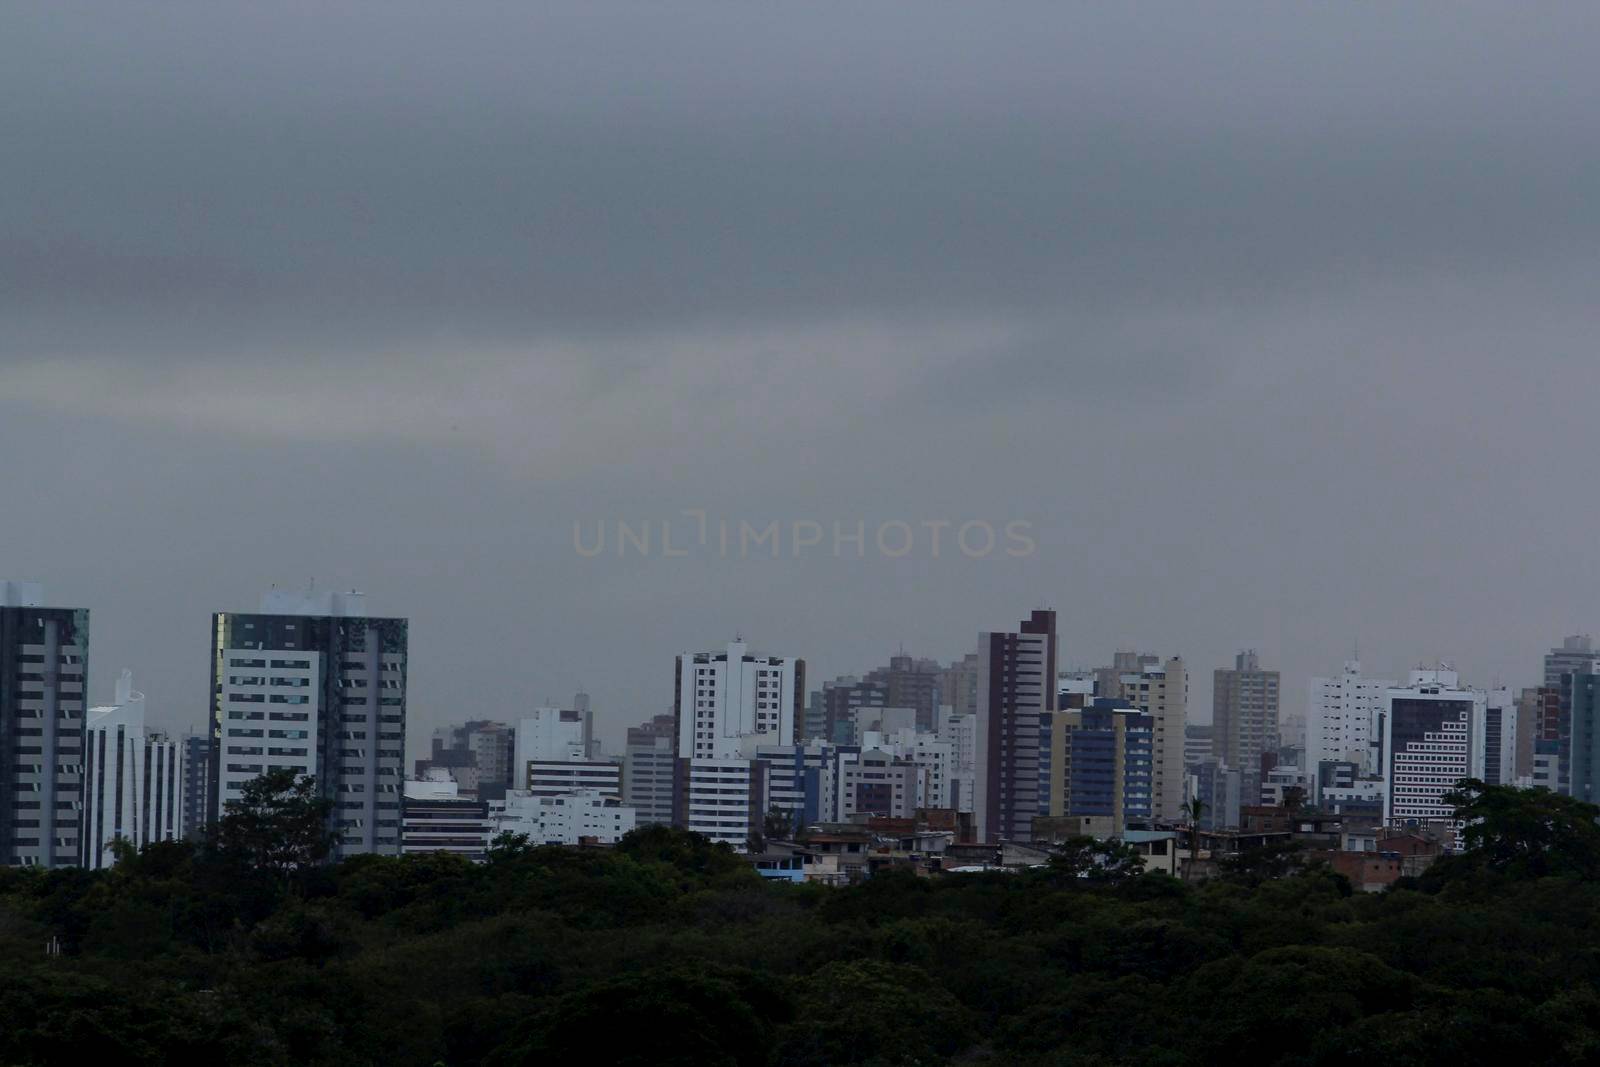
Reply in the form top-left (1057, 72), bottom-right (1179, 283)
top-left (4, 4), bottom-right (1598, 756)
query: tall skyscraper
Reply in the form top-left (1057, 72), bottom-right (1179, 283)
top-left (0, 581), bottom-right (89, 869)
top-left (1482, 687), bottom-right (1516, 788)
top-left (1103, 652), bottom-right (1187, 822)
top-left (81, 671), bottom-right (181, 869)
top-left (1383, 669), bottom-right (1484, 829)
top-left (1212, 650), bottom-right (1280, 777)
top-left (1040, 700), bottom-right (1154, 830)
top-left (181, 734), bottom-right (212, 839)
top-left (1544, 635), bottom-right (1598, 688)
top-left (1515, 685), bottom-right (1561, 788)
top-left (1568, 673), bottom-right (1600, 805)
top-left (1306, 660), bottom-right (1395, 778)
top-left (623, 713), bottom-right (677, 827)
top-left (1545, 635), bottom-right (1598, 794)
top-left (975, 609), bottom-right (1056, 842)
top-left (673, 640), bottom-right (803, 848)
top-left (674, 640), bottom-right (803, 759)
top-left (208, 590), bottom-right (408, 858)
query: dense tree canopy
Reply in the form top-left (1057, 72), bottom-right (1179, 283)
top-left (2, 783), bottom-right (1600, 1065)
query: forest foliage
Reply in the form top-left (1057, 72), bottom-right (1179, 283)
top-left (4, 777), bottom-right (1600, 1066)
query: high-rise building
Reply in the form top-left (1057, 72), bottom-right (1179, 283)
top-left (1040, 700), bottom-right (1154, 830)
top-left (1545, 636), bottom-right (1599, 793)
top-left (863, 654), bottom-right (944, 732)
top-left (1482, 687), bottom-right (1517, 788)
top-left (1572, 674), bottom-right (1600, 801)
top-left (81, 671), bottom-right (182, 869)
top-left (524, 760), bottom-right (621, 799)
top-left (834, 747), bottom-right (919, 821)
top-left (1183, 724), bottom-right (1214, 770)
top-left (1103, 652), bottom-right (1187, 822)
top-left (757, 742), bottom-right (843, 831)
top-left (673, 757), bottom-right (767, 848)
top-left (208, 589), bottom-right (408, 858)
top-left (673, 640), bottom-right (802, 850)
top-left (675, 640), bottom-right (803, 759)
top-left (1212, 650), bottom-right (1280, 775)
top-left (415, 720), bottom-right (516, 801)
top-left (1545, 635), bottom-right (1598, 688)
top-left (1306, 660), bottom-right (1395, 778)
top-left (623, 713), bottom-right (677, 827)
top-left (181, 734), bottom-right (212, 839)
top-left (938, 709), bottom-right (977, 813)
top-left (937, 653), bottom-right (981, 718)
top-left (402, 774), bottom-right (492, 859)
top-left (515, 707), bottom-right (593, 781)
top-left (975, 609), bottom-right (1056, 842)
top-left (1383, 669), bottom-right (1484, 829)
top-left (813, 675), bottom-right (887, 744)
top-left (1190, 760), bottom-right (1243, 831)
top-left (1, 581), bottom-right (89, 869)
top-left (1515, 686), bottom-right (1560, 787)
top-left (1564, 674), bottom-right (1600, 806)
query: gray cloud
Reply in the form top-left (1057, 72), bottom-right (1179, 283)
top-left (3, 3), bottom-right (1598, 751)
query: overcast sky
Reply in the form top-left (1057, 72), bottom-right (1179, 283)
top-left (4, 4), bottom-right (1599, 753)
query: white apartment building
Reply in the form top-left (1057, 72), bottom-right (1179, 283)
top-left (82, 671), bottom-right (182, 869)
top-left (1306, 660), bottom-right (1395, 777)
top-left (835, 747), bottom-right (919, 821)
top-left (676, 641), bottom-right (801, 760)
top-left (492, 789), bottom-right (636, 846)
top-left (515, 706), bottom-right (594, 779)
top-left (678, 757), bottom-right (765, 848)
top-left (864, 728), bottom-right (954, 809)
top-left (938, 709), bottom-right (977, 812)
top-left (674, 641), bottom-right (803, 851)
top-left (209, 590), bottom-right (408, 857)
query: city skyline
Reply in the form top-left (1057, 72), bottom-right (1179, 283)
top-left (2, 574), bottom-right (1581, 765)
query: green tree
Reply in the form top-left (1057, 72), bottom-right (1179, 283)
top-left (206, 769), bottom-right (335, 884)
top-left (764, 805), bottom-right (797, 841)
top-left (1046, 836), bottom-right (1144, 884)
top-left (487, 967), bottom-right (786, 1067)
top-left (1442, 779), bottom-right (1600, 881)
top-left (1219, 838), bottom-right (1304, 886)
top-left (777, 959), bottom-right (974, 1065)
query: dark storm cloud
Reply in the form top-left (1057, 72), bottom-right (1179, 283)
top-left (3, 3), bottom-right (1599, 747)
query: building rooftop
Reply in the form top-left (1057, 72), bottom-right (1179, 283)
top-left (259, 589), bottom-right (370, 617)
top-left (0, 580), bottom-right (45, 608)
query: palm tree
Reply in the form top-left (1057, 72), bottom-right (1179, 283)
top-left (1183, 797), bottom-right (1205, 882)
